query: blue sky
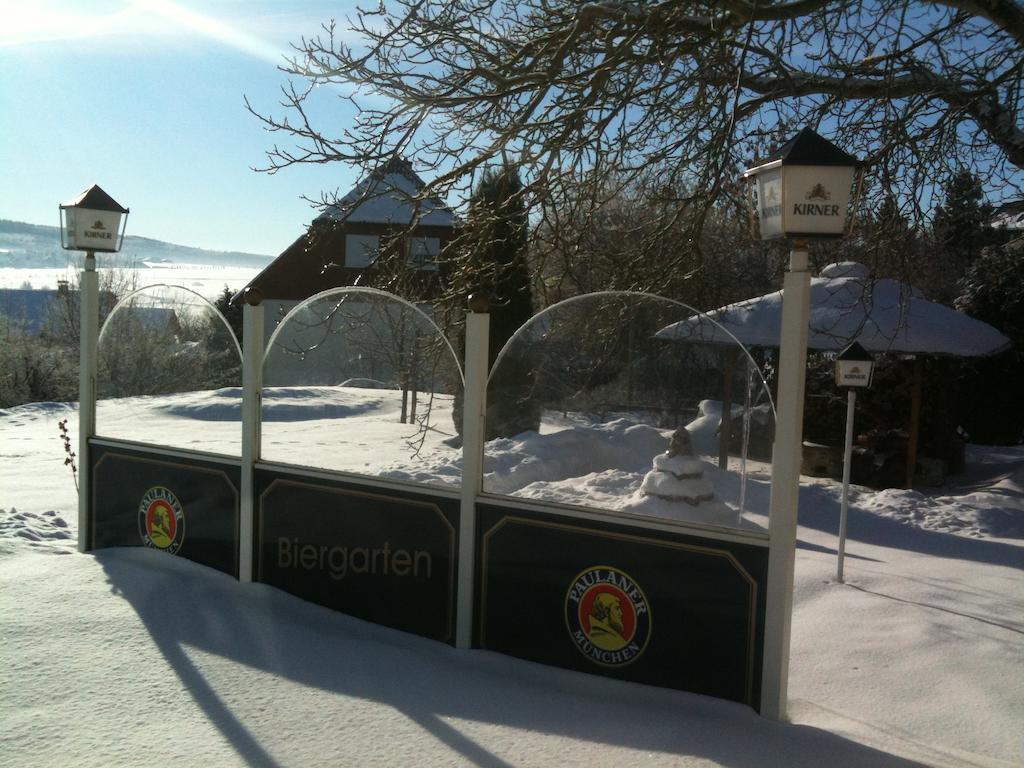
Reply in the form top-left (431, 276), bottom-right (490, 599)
top-left (0, 0), bottom-right (368, 255)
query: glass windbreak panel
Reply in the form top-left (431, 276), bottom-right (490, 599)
top-left (261, 288), bottom-right (463, 487)
top-left (483, 292), bottom-right (775, 532)
top-left (96, 285), bottom-right (242, 455)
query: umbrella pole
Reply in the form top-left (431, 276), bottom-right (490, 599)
top-left (719, 347), bottom-right (737, 469)
top-left (905, 357), bottom-right (923, 489)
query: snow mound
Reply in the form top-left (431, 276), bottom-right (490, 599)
top-left (484, 419), bottom-right (667, 495)
top-left (260, 386), bottom-right (385, 421)
top-left (0, 508), bottom-right (75, 554)
top-left (860, 466), bottom-right (1024, 539)
top-left (151, 387), bottom-right (244, 421)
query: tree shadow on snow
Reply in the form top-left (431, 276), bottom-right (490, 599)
top-left (97, 548), bottom-right (930, 768)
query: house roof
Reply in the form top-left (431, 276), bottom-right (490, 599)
top-left (316, 158), bottom-right (456, 228)
top-left (236, 159), bottom-right (455, 303)
top-left (991, 201), bottom-right (1024, 230)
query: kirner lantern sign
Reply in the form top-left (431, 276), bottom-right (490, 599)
top-left (744, 128), bottom-right (863, 240)
top-left (834, 341), bottom-right (875, 389)
top-left (59, 184), bottom-right (130, 253)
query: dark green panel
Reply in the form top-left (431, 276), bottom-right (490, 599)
top-left (477, 504), bottom-right (768, 710)
top-left (256, 470), bottom-right (459, 644)
top-left (91, 443), bottom-right (240, 577)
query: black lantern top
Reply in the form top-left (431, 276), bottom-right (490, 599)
top-left (755, 127), bottom-right (863, 169)
top-left (60, 184), bottom-right (129, 214)
top-left (836, 341), bottom-right (873, 363)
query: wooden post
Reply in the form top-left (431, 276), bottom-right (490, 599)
top-left (905, 356), bottom-right (923, 489)
top-left (457, 297), bottom-right (489, 649)
top-left (239, 297), bottom-right (264, 583)
top-left (77, 252), bottom-right (98, 553)
top-left (761, 242), bottom-right (811, 720)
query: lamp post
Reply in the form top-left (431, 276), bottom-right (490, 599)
top-left (744, 128), bottom-right (862, 720)
top-left (59, 185), bottom-right (129, 553)
top-left (834, 342), bottom-right (875, 583)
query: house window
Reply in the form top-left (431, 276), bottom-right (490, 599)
top-left (345, 234), bottom-right (379, 267)
top-left (408, 237), bottom-right (440, 270)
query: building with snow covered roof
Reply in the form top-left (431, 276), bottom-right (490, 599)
top-left (238, 158), bottom-right (456, 309)
top-left (990, 200), bottom-right (1024, 232)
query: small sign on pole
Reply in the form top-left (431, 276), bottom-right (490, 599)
top-left (834, 342), bottom-right (874, 583)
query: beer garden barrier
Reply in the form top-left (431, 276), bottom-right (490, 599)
top-left (79, 284), bottom-right (788, 716)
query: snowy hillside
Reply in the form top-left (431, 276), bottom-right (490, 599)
top-left (0, 219), bottom-right (273, 270)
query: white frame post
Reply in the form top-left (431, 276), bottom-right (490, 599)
top-left (836, 388), bottom-right (856, 583)
top-left (77, 251), bottom-right (99, 553)
top-left (239, 299), bottom-right (264, 583)
top-left (457, 300), bottom-right (489, 649)
top-left (761, 242), bottom-right (811, 720)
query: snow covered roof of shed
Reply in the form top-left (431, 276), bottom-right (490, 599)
top-left (316, 158), bottom-right (455, 227)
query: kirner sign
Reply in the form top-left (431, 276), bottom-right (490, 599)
top-left (754, 166), bottom-right (855, 239)
top-left (745, 128), bottom-right (862, 241)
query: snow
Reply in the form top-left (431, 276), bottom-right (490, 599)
top-left (0, 265), bottom-right (262, 300)
top-left (2, 392), bottom-right (1023, 767)
top-left (658, 262), bottom-right (1011, 357)
top-left (316, 167), bottom-right (455, 227)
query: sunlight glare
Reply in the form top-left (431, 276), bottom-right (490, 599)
top-left (0, 1), bottom-right (139, 48)
top-left (131, 0), bottom-right (285, 64)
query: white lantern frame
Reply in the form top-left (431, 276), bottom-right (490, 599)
top-left (59, 184), bottom-right (130, 254)
top-left (744, 127), bottom-right (864, 241)
top-left (834, 341), bottom-right (876, 389)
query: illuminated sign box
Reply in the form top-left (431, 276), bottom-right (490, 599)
top-left (745, 128), bottom-right (862, 241)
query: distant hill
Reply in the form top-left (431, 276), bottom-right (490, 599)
top-left (0, 220), bottom-right (274, 270)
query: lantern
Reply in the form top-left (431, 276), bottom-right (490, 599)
top-left (834, 341), bottom-right (876, 389)
top-left (744, 127), bottom-right (863, 240)
top-left (59, 184), bottom-right (129, 253)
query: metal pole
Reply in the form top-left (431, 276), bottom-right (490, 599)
top-left (77, 251), bottom-right (98, 553)
top-left (239, 299), bottom-right (264, 583)
top-left (761, 242), bottom-right (811, 720)
top-left (457, 305), bottom-right (489, 649)
top-left (837, 388), bottom-right (856, 583)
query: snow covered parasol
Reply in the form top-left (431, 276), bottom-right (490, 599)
top-left (657, 262), bottom-right (1011, 488)
top-left (656, 262), bottom-right (1010, 357)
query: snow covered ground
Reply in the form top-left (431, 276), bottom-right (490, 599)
top-left (1, 394), bottom-right (1022, 767)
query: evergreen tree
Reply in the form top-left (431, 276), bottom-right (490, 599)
top-left (954, 239), bottom-right (1024, 444)
top-left (213, 285), bottom-right (243, 346)
top-left (931, 171), bottom-right (995, 301)
top-left (454, 164), bottom-right (541, 439)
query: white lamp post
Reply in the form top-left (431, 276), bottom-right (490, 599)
top-left (59, 185), bottom-right (129, 553)
top-left (834, 341), bottom-right (874, 583)
top-left (745, 128), bottom-right (862, 720)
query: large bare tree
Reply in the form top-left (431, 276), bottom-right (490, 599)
top-left (249, 0), bottom-right (1023, 285)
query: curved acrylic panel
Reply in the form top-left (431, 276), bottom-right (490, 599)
top-left (96, 285), bottom-right (242, 455)
top-left (483, 292), bottom-right (775, 531)
top-left (261, 288), bottom-right (463, 487)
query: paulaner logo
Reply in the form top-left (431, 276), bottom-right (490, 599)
top-left (138, 486), bottom-right (185, 554)
top-left (565, 566), bottom-right (652, 667)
